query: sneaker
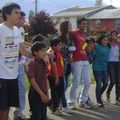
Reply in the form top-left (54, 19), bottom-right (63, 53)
top-left (87, 100), bottom-right (96, 108)
top-left (106, 92), bottom-right (111, 103)
top-left (14, 113), bottom-right (27, 120)
top-left (53, 109), bottom-right (63, 116)
top-left (116, 100), bottom-right (120, 106)
top-left (62, 107), bottom-right (72, 114)
top-left (97, 102), bottom-right (104, 107)
top-left (70, 104), bottom-right (77, 110)
top-left (79, 101), bottom-right (91, 109)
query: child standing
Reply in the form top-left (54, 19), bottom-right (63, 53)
top-left (48, 36), bottom-right (65, 115)
top-left (93, 34), bottom-right (110, 107)
top-left (27, 42), bottom-right (49, 120)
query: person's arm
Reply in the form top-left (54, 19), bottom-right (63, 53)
top-left (23, 41), bottom-right (32, 48)
top-left (29, 77), bottom-right (49, 103)
top-left (19, 43), bottom-right (33, 58)
top-left (51, 61), bottom-right (59, 85)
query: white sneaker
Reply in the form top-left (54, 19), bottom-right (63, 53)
top-left (79, 101), bottom-right (91, 109)
top-left (14, 112), bottom-right (27, 119)
top-left (53, 109), bottom-right (63, 116)
top-left (87, 100), bottom-right (96, 108)
top-left (70, 104), bottom-right (77, 110)
top-left (62, 107), bottom-right (72, 114)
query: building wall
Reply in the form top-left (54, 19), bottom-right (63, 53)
top-left (89, 19), bottom-right (116, 33)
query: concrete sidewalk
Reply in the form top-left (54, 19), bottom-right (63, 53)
top-left (24, 85), bottom-right (120, 120)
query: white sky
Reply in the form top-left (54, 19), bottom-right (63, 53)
top-left (103, 0), bottom-right (120, 7)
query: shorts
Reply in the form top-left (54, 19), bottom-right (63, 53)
top-left (0, 78), bottom-right (19, 110)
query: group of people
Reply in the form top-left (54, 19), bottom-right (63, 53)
top-left (0, 2), bottom-right (120, 120)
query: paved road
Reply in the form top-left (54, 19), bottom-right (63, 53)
top-left (24, 85), bottom-right (120, 120)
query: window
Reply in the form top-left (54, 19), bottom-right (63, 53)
top-left (95, 19), bottom-right (101, 27)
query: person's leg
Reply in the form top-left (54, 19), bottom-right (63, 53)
top-left (41, 103), bottom-right (47, 120)
top-left (69, 61), bottom-right (82, 104)
top-left (48, 76), bottom-right (60, 112)
top-left (0, 108), bottom-right (9, 120)
top-left (93, 70), bottom-right (103, 103)
top-left (79, 61), bottom-right (91, 102)
top-left (0, 79), bottom-right (10, 120)
top-left (28, 90), bottom-right (44, 120)
top-left (106, 62), bottom-right (116, 100)
top-left (101, 71), bottom-right (109, 97)
top-left (115, 62), bottom-right (120, 102)
top-left (14, 64), bottom-right (26, 118)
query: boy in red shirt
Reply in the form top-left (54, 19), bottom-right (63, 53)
top-left (27, 42), bottom-right (49, 120)
top-left (48, 36), bottom-right (64, 115)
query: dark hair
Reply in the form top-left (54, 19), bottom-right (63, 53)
top-left (2, 3), bottom-right (21, 21)
top-left (0, 9), bottom-right (2, 14)
top-left (32, 34), bottom-right (45, 43)
top-left (110, 30), bottom-right (118, 36)
top-left (50, 36), bottom-right (61, 47)
top-left (97, 34), bottom-right (108, 44)
top-left (87, 37), bottom-right (95, 44)
top-left (20, 11), bottom-right (26, 17)
top-left (77, 18), bottom-right (87, 27)
top-left (31, 42), bottom-right (46, 56)
top-left (60, 21), bottom-right (70, 43)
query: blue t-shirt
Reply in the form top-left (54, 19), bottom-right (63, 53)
top-left (93, 44), bottom-right (109, 71)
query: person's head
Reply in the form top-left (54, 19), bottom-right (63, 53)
top-left (97, 34), bottom-right (109, 46)
top-left (111, 31), bottom-right (118, 37)
top-left (60, 21), bottom-right (72, 43)
top-left (32, 34), bottom-right (45, 43)
top-left (60, 21), bottom-right (72, 34)
top-left (77, 18), bottom-right (87, 32)
top-left (18, 11), bottom-right (26, 27)
top-left (2, 3), bottom-right (21, 25)
top-left (87, 37), bottom-right (95, 49)
top-left (0, 9), bottom-right (3, 23)
top-left (31, 42), bottom-right (46, 59)
top-left (50, 36), bottom-right (62, 52)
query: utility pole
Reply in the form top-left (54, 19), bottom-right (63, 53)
top-left (35, 0), bottom-right (38, 14)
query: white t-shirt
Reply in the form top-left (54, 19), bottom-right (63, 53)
top-left (0, 24), bottom-right (21, 79)
top-left (109, 45), bottom-right (119, 62)
top-left (18, 27), bottom-right (26, 64)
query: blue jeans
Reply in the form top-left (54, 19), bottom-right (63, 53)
top-left (14, 63), bottom-right (26, 115)
top-left (93, 70), bottom-right (108, 103)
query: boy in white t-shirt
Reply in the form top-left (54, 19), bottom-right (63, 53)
top-left (0, 3), bottom-right (32, 120)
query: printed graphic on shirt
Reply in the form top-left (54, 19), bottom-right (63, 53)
top-left (3, 36), bottom-right (19, 69)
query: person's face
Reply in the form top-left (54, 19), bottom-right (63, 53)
top-left (101, 37), bottom-right (109, 45)
top-left (34, 48), bottom-right (46, 59)
top-left (7, 8), bottom-right (20, 26)
top-left (53, 42), bottom-right (62, 52)
top-left (19, 16), bottom-right (26, 27)
top-left (79, 20), bottom-right (87, 32)
top-left (0, 13), bottom-right (3, 23)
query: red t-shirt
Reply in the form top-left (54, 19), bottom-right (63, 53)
top-left (27, 59), bottom-right (49, 95)
top-left (71, 30), bottom-right (88, 61)
top-left (49, 49), bottom-right (63, 77)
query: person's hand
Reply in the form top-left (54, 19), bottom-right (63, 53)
top-left (41, 93), bottom-right (49, 103)
top-left (54, 78), bottom-right (59, 85)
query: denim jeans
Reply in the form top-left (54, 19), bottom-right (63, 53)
top-left (93, 70), bottom-right (108, 103)
top-left (107, 62), bottom-right (120, 100)
top-left (14, 63), bottom-right (26, 115)
top-left (69, 61), bottom-right (91, 103)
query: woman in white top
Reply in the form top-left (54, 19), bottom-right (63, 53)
top-left (106, 31), bottom-right (120, 105)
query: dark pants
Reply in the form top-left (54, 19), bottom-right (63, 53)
top-left (107, 62), bottom-right (120, 100)
top-left (48, 76), bottom-right (64, 112)
top-left (93, 70), bottom-right (108, 103)
top-left (28, 90), bottom-right (47, 120)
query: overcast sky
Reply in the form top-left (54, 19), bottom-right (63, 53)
top-left (0, 0), bottom-right (120, 16)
